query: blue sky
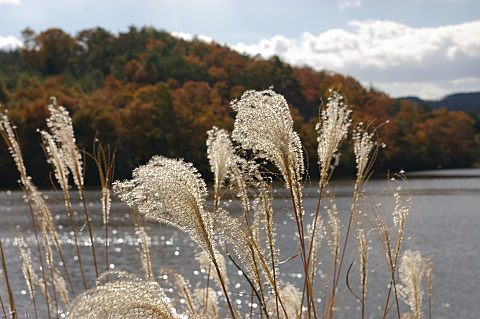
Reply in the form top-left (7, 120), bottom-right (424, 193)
top-left (1, 0), bottom-right (479, 99)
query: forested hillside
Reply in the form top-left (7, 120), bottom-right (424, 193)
top-left (0, 26), bottom-right (478, 186)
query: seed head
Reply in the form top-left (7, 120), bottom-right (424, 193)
top-left (231, 88), bottom-right (304, 188)
top-left (316, 89), bottom-right (352, 182)
top-left (114, 156), bottom-right (214, 255)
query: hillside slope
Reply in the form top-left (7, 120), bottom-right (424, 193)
top-left (0, 26), bottom-right (479, 186)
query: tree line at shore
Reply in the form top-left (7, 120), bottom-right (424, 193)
top-left (0, 26), bottom-right (478, 186)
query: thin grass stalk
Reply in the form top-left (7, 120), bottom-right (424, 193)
top-left (25, 196), bottom-right (52, 319)
top-left (15, 228), bottom-right (39, 319)
top-left (302, 176), bottom-right (330, 317)
top-left (204, 263), bottom-right (212, 315)
top-left (0, 238), bottom-right (16, 319)
top-left (203, 190), bottom-right (220, 315)
top-left (250, 286), bottom-right (254, 319)
top-left (288, 186), bottom-right (312, 319)
top-left (237, 196), bottom-right (276, 318)
top-left (255, 181), bottom-right (289, 319)
top-left (76, 168), bottom-right (99, 279)
top-left (211, 256), bottom-right (236, 319)
top-left (105, 221), bottom-right (109, 277)
top-left (227, 251), bottom-right (270, 319)
top-left (355, 223), bottom-right (368, 319)
top-left (46, 255), bottom-right (59, 318)
top-left (382, 177), bottom-right (410, 319)
top-left (38, 222), bottom-right (60, 319)
top-left (0, 293), bottom-right (7, 319)
top-left (327, 175), bottom-right (361, 319)
top-left (378, 214), bottom-right (400, 319)
top-left (241, 185), bottom-right (290, 319)
top-left (132, 211), bottom-right (152, 281)
top-left (378, 214), bottom-right (396, 319)
top-left (264, 197), bottom-right (281, 319)
top-left (321, 267), bottom-right (331, 318)
top-left (287, 171), bottom-right (317, 319)
top-left (200, 210), bottom-right (236, 319)
top-left (165, 268), bottom-right (196, 315)
top-left (427, 264), bottom-right (432, 319)
top-left (235, 178), bottom-right (288, 318)
top-left (63, 193), bottom-right (87, 290)
top-left (49, 230), bottom-right (74, 297)
top-left (329, 125), bottom-right (378, 318)
top-left (91, 142), bottom-right (115, 279)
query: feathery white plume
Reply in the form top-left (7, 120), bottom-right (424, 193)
top-left (231, 88), bottom-right (304, 188)
top-left (67, 271), bottom-right (175, 318)
top-left (114, 156), bottom-right (215, 256)
top-left (316, 89), bottom-right (352, 182)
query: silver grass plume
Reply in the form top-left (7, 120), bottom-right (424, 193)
top-left (53, 267), bottom-right (69, 308)
top-left (67, 271), bottom-right (176, 318)
top-left (102, 186), bottom-right (111, 225)
top-left (40, 130), bottom-right (70, 193)
top-left (216, 212), bottom-right (263, 289)
top-left (325, 199), bottom-right (341, 258)
top-left (114, 156), bottom-right (215, 256)
top-left (2, 108), bottom-right (69, 300)
top-left (316, 89), bottom-right (352, 183)
top-left (231, 88), bottom-right (304, 190)
top-left (15, 229), bottom-right (36, 302)
top-left (267, 282), bottom-right (301, 319)
top-left (15, 231), bottom-right (53, 307)
top-left (1, 110), bottom-right (57, 242)
top-left (160, 268), bottom-right (195, 314)
top-left (356, 224), bottom-right (369, 287)
top-left (307, 214), bottom-right (326, 279)
top-left (217, 209), bottom-right (277, 298)
top-left (355, 218), bottom-right (369, 312)
top-left (207, 126), bottom-right (258, 213)
top-left (132, 211), bottom-right (153, 281)
top-left (229, 157), bottom-right (259, 213)
top-left (0, 109), bottom-right (29, 186)
top-left (2, 111), bottom-right (62, 258)
top-left (392, 186), bottom-right (411, 234)
top-left (397, 250), bottom-right (431, 319)
top-left (195, 249), bottom-right (229, 289)
top-left (115, 157), bottom-right (237, 318)
top-left (231, 89), bottom-right (307, 302)
top-left (207, 126), bottom-right (235, 194)
top-left (193, 285), bottom-right (219, 318)
top-left (252, 181), bottom-right (280, 286)
top-left (353, 123), bottom-right (375, 181)
top-left (46, 97), bottom-right (84, 189)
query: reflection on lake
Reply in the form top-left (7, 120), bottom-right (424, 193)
top-left (1, 168), bottom-right (479, 318)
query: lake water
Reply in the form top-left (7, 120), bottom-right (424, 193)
top-left (1, 168), bottom-right (480, 318)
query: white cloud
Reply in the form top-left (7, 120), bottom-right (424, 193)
top-left (172, 31), bottom-right (213, 43)
top-left (0, 36), bottom-right (23, 50)
top-left (372, 77), bottom-right (480, 100)
top-left (232, 20), bottom-right (480, 99)
top-left (0, 0), bottom-right (20, 4)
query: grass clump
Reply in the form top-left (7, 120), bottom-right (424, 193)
top-left (0, 88), bottom-right (433, 318)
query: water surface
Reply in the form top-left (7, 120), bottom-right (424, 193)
top-left (1, 168), bottom-right (479, 318)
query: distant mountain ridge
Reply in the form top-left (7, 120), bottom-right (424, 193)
top-left (398, 92), bottom-right (480, 112)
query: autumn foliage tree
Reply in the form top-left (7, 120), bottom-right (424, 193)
top-left (0, 26), bottom-right (478, 186)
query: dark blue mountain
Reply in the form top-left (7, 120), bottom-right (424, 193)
top-left (398, 92), bottom-right (480, 112)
